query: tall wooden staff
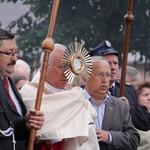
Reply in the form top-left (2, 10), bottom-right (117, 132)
top-left (27, 0), bottom-right (60, 150)
top-left (120, 0), bottom-right (134, 97)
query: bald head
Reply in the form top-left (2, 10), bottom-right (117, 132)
top-left (11, 59), bottom-right (31, 80)
top-left (86, 56), bottom-right (111, 102)
top-left (40, 43), bottom-right (66, 66)
top-left (43, 43), bottom-right (68, 89)
top-left (91, 56), bottom-right (110, 68)
top-left (48, 44), bottom-right (66, 66)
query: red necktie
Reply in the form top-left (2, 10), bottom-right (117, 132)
top-left (3, 78), bottom-right (17, 109)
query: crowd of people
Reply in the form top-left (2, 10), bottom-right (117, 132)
top-left (0, 28), bottom-right (150, 150)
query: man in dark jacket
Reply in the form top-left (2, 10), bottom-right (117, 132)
top-left (0, 29), bottom-right (44, 150)
top-left (89, 40), bottom-right (150, 131)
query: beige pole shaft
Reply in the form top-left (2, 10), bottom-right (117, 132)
top-left (27, 0), bottom-right (60, 150)
top-left (120, 0), bottom-right (134, 97)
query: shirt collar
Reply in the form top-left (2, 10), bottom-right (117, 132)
top-left (45, 82), bottom-right (64, 93)
top-left (84, 88), bottom-right (91, 100)
top-left (84, 88), bottom-right (110, 106)
top-left (110, 82), bottom-right (115, 88)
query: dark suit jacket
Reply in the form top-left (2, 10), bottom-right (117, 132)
top-left (114, 82), bottom-right (150, 131)
top-left (0, 77), bottom-right (29, 150)
top-left (99, 96), bottom-right (140, 150)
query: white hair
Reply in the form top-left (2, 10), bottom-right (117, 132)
top-left (119, 65), bottom-right (141, 81)
top-left (11, 59), bottom-right (31, 79)
top-left (40, 43), bottom-right (66, 66)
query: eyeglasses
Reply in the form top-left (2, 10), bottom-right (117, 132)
top-left (92, 73), bottom-right (111, 79)
top-left (0, 50), bottom-right (19, 57)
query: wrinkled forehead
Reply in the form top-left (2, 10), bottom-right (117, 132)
top-left (103, 54), bottom-right (118, 61)
top-left (0, 39), bottom-right (17, 49)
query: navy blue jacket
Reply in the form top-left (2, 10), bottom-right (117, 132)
top-left (114, 81), bottom-right (150, 131)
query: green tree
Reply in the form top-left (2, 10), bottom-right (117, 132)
top-left (1, 0), bottom-right (150, 72)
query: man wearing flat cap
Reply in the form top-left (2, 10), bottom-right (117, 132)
top-left (90, 40), bottom-right (118, 57)
top-left (89, 40), bottom-right (150, 131)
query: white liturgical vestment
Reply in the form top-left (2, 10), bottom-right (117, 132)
top-left (20, 71), bottom-right (99, 150)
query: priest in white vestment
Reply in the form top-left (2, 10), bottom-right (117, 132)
top-left (20, 43), bottom-right (99, 150)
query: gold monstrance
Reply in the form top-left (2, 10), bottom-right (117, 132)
top-left (62, 38), bottom-right (92, 86)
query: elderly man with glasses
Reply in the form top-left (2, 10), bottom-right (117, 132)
top-left (89, 40), bottom-right (150, 131)
top-left (84, 56), bottom-right (140, 150)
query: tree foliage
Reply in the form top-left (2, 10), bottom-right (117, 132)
top-left (1, 0), bottom-right (150, 71)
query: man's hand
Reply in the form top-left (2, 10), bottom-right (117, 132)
top-left (119, 96), bottom-right (130, 111)
top-left (26, 109), bottom-right (44, 130)
top-left (96, 129), bottom-right (109, 142)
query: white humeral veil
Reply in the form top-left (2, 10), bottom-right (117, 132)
top-left (20, 71), bottom-right (99, 150)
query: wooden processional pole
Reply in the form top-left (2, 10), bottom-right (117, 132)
top-left (119, 0), bottom-right (134, 97)
top-left (27, 0), bottom-right (60, 150)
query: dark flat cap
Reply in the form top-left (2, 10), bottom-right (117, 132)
top-left (89, 40), bottom-right (118, 57)
top-left (0, 29), bottom-right (15, 40)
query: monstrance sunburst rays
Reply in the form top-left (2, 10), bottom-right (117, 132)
top-left (62, 38), bottom-right (92, 86)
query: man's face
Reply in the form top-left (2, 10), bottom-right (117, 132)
top-left (47, 65), bottom-right (68, 89)
top-left (86, 60), bottom-right (111, 100)
top-left (46, 49), bottom-right (68, 89)
top-left (103, 54), bottom-right (119, 84)
top-left (0, 39), bottom-right (18, 77)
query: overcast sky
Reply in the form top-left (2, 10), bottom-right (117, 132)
top-left (0, 1), bottom-right (29, 31)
